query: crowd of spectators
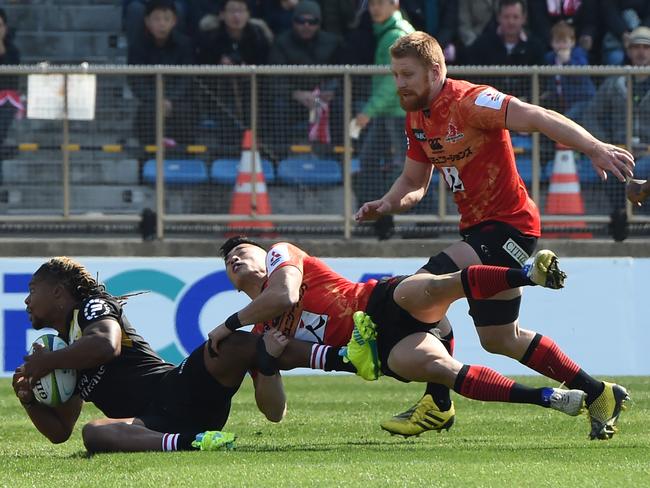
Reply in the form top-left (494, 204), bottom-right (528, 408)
top-left (121, 0), bottom-right (650, 197)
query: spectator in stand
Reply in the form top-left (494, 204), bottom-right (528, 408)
top-left (123, 0), bottom-right (188, 47)
top-left (265, 0), bottom-right (343, 149)
top-left (400, 0), bottom-right (459, 63)
top-left (583, 26), bottom-right (650, 209)
top-left (315, 0), bottom-right (357, 37)
top-left (600, 0), bottom-right (650, 65)
top-left (196, 0), bottom-right (272, 149)
top-left (0, 8), bottom-right (21, 166)
top-left (128, 0), bottom-right (195, 149)
top-left (541, 21), bottom-right (595, 124)
top-left (261, 0), bottom-right (299, 35)
top-left (353, 0), bottom-right (414, 239)
top-left (458, 0), bottom-right (499, 50)
top-left (466, 0), bottom-right (546, 100)
top-left (527, 0), bottom-right (600, 63)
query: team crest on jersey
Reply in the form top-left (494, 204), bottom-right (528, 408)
top-left (475, 88), bottom-right (505, 110)
top-left (412, 128), bottom-right (427, 141)
top-left (269, 250), bottom-right (282, 267)
top-left (445, 123), bottom-right (464, 143)
top-left (83, 298), bottom-right (111, 321)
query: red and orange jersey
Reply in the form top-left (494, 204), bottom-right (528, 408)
top-left (405, 78), bottom-right (541, 236)
top-left (252, 243), bottom-right (376, 347)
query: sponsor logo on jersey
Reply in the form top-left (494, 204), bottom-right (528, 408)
top-left (429, 147), bottom-right (473, 165)
top-left (445, 123), bottom-right (464, 143)
top-left (502, 238), bottom-right (530, 267)
top-left (295, 311), bottom-right (328, 343)
top-left (475, 88), bottom-right (505, 110)
top-left (78, 365), bottom-right (106, 400)
top-left (428, 137), bottom-right (443, 151)
top-left (267, 244), bottom-right (291, 274)
top-left (83, 298), bottom-right (111, 321)
top-left (412, 128), bottom-right (427, 141)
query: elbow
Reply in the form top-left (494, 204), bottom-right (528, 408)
top-left (265, 406), bottom-right (287, 423)
top-left (48, 430), bottom-right (72, 445)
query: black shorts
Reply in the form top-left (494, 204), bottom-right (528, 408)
top-left (366, 276), bottom-right (439, 382)
top-left (461, 220), bottom-right (538, 268)
top-left (137, 343), bottom-right (239, 434)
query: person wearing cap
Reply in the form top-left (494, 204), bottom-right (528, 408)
top-left (266, 0), bottom-right (344, 149)
top-left (583, 25), bottom-right (650, 210)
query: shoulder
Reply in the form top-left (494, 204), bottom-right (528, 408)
top-left (77, 295), bottom-right (122, 327)
top-left (266, 242), bottom-right (306, 275)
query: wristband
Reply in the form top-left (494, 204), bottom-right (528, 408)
top-left (224, 312), bottom-right (242, 332)
top-left (256, 335), bottom-right (279, 376)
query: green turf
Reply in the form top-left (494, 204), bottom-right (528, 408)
top-left (1, 376), bottom-right (648, 487)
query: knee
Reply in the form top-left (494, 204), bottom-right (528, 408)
top-left (479, 334), bottom-right (508, 354)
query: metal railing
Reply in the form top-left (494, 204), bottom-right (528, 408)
top-left (0, 64), bottom-right (648, 239)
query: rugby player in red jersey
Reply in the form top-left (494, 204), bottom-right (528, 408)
top-left (208, 236), bottom-right (592, 436)
top-left (354, 31), bottom-right (632, 440)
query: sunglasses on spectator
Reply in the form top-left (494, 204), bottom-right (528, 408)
top-left (294, 16), bottom-right (319, 25)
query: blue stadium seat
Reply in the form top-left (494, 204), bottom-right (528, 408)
top-left (210, 158), bottom-right (275, 184)
top-left (277, 157), bottom-right (342, 185)
top-left (516, 156), bottom-right (533, 185)
top-left (351, 158), bottom-right (361, 174)
top-left (142, 159), bottom-right (208, 184)
top-left (511, 134), bottom-right (532, 152)
top-left (633, 155), bottom-right (650, 179)
top-left (576, 157), bottom-right (600, 183)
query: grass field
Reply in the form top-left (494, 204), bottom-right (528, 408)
top-left (1, 375), bottom-right (649, 487)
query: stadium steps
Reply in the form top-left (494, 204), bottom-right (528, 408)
top-left (0, 184), bottom-right (154, 214)
top-left (5, 3), bottom-right (125, 64)
top-left (2, 155), bottom-right (140, 185)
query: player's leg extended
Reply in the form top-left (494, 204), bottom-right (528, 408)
top-left (81, 417), bottom-right (236, 453)
top-left (456, 239), bottom-right (630, 440)
top-left (387, 333), bottom-right (587, 418)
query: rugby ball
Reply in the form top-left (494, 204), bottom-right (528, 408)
top-left (29, 334), bottom-right (77, 407)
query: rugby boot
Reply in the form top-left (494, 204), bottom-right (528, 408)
top-left (524, 249), bottom-right (567, 289)
top-left (191, 431), bottom-right (236, 451)
top-left (547, 387), bottom-right (587, 416)
top-left (587, 382), bottom-right (630, 440)
top-left (380, 394), bottom-right (455, 437)
top-left (344, 311), bottom-right (381, 381)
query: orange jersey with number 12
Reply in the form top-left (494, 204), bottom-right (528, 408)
top-left (405, 78), bottom-right (541, 236)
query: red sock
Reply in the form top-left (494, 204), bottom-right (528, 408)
top-left (453, 365), bottom-right (514, 402)
top-left (521, 334), bottom-right (580, 384)
top-left (461, 266), bottom-right (527, 299)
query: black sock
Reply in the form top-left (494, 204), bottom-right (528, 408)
top-left (505, 268), bottom-right (534, 287)
top-left (509, 384), bottom-right (548, 406)
top-left (567, 369), bottom-right (604, 406)
top-left (324, 346), bottom-right (356, 373)
top-left (178, 433), bottom-right (196, 450)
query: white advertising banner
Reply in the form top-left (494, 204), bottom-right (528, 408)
top-left (27, 74), bottom-right (96, 120)
top-left (1, 257), bottom-right (648, 377)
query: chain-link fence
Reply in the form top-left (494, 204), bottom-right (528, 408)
top-left (0, 64), bottom-right (648, 239)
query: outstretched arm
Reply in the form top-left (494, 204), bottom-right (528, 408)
top-left (355, 157), bottom-right (434, 222)
top-left (505, 97), bottom-right (635, 182)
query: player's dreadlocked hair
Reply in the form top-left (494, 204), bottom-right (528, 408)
top-left (219, 236), bottom-right (266, 260)
top-left (34, 257), bottom-right (138, 304)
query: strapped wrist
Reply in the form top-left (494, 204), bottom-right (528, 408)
top-left (224, 312), bottom-right (242, 332)
top-left (256, 335), bottom-right (279, 376)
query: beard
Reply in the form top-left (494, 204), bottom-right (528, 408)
top-left (397, 87), bottom-right (431, 112)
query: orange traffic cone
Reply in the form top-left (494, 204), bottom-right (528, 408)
top-left (227, 129), bottom-right (273, 235)
top-left (544, 144), bottom-right (591, 238)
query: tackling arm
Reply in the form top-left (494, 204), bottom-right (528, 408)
top-left (505, 97), bottom-right (635, 182)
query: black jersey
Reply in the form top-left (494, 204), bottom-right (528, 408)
top-left (65, 295), bottom-right (174, 419)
